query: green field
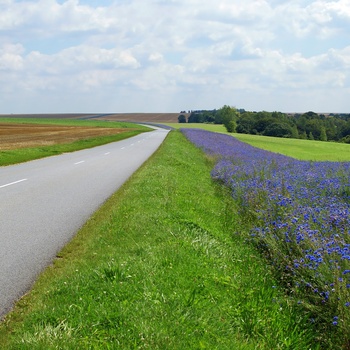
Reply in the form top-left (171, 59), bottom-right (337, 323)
top-left (165, 123), bottom-right (350, 162)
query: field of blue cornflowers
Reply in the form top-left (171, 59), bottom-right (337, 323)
top-left (182, 128), bottom-right (350, 345)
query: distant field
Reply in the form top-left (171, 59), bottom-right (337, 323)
top-left (1, 113), bottom-right (184, 123)
top-left (0, 123), bottom-right (127, 150)
top-left (100, 113), bottom-right (186, 123)
top-left (165, 123), bottom-right (350, 162)
top-left (0, 118), bottom-right (150, 166)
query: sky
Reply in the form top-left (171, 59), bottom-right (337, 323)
top-left (0, 0), bottom-right (349, 114)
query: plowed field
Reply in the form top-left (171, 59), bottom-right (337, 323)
top-left (99, 113), bottom-right (185, 123)
top-left (0, 123), bottom-right (126, 150)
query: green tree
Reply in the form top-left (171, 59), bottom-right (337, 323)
top-left (226, 120), bottom-right (237, 133)
top-left (178, 114), bottom-right (187, 123)
top-left (263, 122), bottom-right (293, 138)
top-left (218, 105), bottom-right (238, 133)
top-left (236, 112), bottom-right (255, 134)
top-left (254, 117), bottom-right (275, 134)
top-left (320, 127), bottom-right (327, 141)
top-left (300, 131), bottom-right (307, 139)
top-left (291, 125), bottom-right (299, 139)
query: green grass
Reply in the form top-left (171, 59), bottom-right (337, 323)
top-left (165, 123), bottom-right (227, 134)
top-left (165, 123), bottom-right (350, 162)
top-left (0, 119), bottom-right (150, 166)
top-left (231, 133), bottom-right (350, 162)
top-left (0, 131), bottom-right (319, 349)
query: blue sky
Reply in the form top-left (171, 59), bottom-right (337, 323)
top-left (0, 0), bottom-right (349, 113)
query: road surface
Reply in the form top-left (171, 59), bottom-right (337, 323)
top-left (0, 127), bottom-right (169, 318)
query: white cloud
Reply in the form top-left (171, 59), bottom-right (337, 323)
top-left (0, 0), bottom-right (349, 113)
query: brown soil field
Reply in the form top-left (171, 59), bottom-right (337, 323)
top-left (0, 113), bottom-right (186, 123)
top-left (99, 113), bottom-right (186, 123)
top-left (0, 123), bottom-right (126, 150)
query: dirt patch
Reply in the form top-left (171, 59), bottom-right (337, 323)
top-left (0, 123), bottom-right (126, 150)
top-left (98, 113), bottom-right (186, 123)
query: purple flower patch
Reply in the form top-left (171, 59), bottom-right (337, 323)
top-left (182, 128), bottom-right (350, 331)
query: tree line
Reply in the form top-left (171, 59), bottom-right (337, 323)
top-left (178, 107), bottom-right (350, 143)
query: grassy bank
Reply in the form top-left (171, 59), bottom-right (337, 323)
top-left (165, 123), bottom-right (350, 162)
top-left (0, 119), bottom-right (150, 166)
top-left (0, 131), bottom-right (317, 349)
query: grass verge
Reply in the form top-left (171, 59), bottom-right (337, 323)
top-left (165, 123), bottom-right (350, 162)
top-left (0, 130), bottom-right (318, 349)
top-left (0, 119), bottom-right (150, 166)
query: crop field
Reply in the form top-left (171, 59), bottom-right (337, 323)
top-left (0, 118), bottom-right (150, 166)
top-left (0, 123), bottom-right (128, 150)
top-left (1, 112), bottom-right (184, 123)
top-left (100, 112), bottom-right (186, 123)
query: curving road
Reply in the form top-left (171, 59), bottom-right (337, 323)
top-left (0, 127), bottom-right (169, 318)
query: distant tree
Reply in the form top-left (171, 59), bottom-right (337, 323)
top-left (236, 112), bottom-right (255, 134)
top-left (218, 105), bottom-right (239, 133)
top-left (291, 125), bottom-right (299, 139)
top-left (254, 117), bottom-right (275, 134)
top-left (300, 131), bottom-right (307, 139)
top-left (341, 135), bottom-right (350, 144)
top-left (309, 132), bottom-right (314, 140)
top-left (303, 111), bottom-right (319, 119)
top-left (340, 121), bottom-right (350, 138)
top-left (178, 114), bottom-right (187, 123)
top-left (263, 122), bottom-right (293, 138)
top-left (304, 119), bottom-right (322, 140)
top-left (226, 120), bottom-right (237, 133)
top-left (320, 127), bottom-right (327, 141)
top-left (187, 112), bottom-right (200, 123)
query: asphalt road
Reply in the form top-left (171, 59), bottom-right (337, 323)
top-left (0, 127), bottom-right (169, 318)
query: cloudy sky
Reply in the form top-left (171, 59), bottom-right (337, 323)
top-left (0, 0), bottom-right (349, 113)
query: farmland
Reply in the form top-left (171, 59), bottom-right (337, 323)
top-left (1, 118), bottom-right (349, 348)
top-left (0, 123), bottom-right (128, 150)
top-left (0, 112), bottom-right (183, 123)
top-left (0, 118), bottom-right (150, 166)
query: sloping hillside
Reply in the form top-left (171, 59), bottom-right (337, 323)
top-left (100, 113), bottom-right (186, 123)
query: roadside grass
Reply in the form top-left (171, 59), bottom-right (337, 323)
top-left (0, 119), bottom-right (150, 166)
top-left (0, 130), bottom-right (318, 349)
top-left (165, 123), bottom-right (350, 162)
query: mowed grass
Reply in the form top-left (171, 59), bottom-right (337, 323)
top-left (165, 123), bottom-right (350, 162)
top-left (0, 131), bottom-right (318, 349)
top-left (0, 118), bottom-right (150, 166)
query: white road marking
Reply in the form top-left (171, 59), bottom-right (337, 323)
top-left (104, 152), bottom-right (111, 155)
top-left (0, 178), bottom-right (27, 189)
top-left (74, 161), bottom-right (85, 165)
top-left (121, 147), bottom-right (126, 150)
